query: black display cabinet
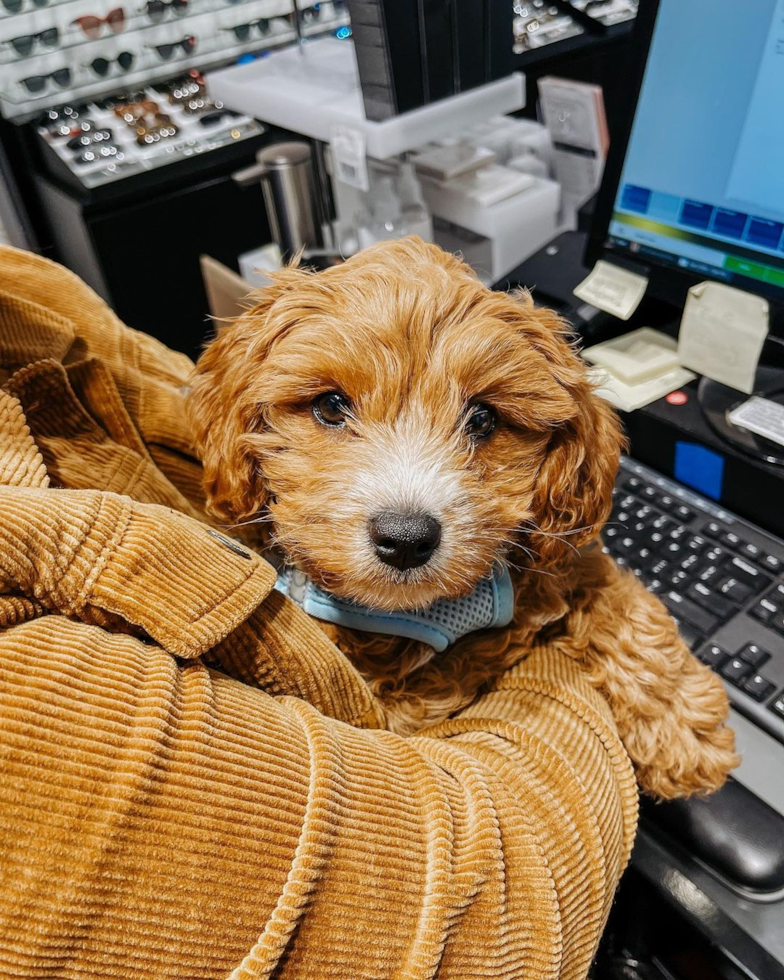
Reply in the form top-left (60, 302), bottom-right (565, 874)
top-left (25, 124), bottom-right (273, 359)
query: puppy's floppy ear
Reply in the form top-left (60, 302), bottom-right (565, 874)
top-left (515, 294), bottom-right (625, 565)
top-left (187, 266), bottom-right (308, 523)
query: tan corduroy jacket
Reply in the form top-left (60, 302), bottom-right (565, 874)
top-left (0, 244), bottom-right (638, 980)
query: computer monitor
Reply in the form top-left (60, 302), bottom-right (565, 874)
top-left (588, 0), bottom-right (784, 323)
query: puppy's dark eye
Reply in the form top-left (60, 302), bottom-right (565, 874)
top-left (463, 403), bottom-right (496, 439)
top-left (313, 391), bottom-right (351, 427)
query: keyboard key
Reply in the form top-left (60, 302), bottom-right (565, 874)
top-left (721, 530), bottom-right (743, 549)
top-left (686, 583), bottom-right (729, 619)
top-left (675, 504), bottom-right (695, 521)
top-left (770, 694), bottom-right (784, 720)
top-left (624, 476), bottom-right (643, 491)
top-left (705, 545), bottom-right (729, 564)
top-left (641, 486), bottom-right (658, 500)
top-left (751, 597), bottom-right (779, 624)
top-left (704, 521), bottom-right (723, 539)
top-left (717, 577), bottom-right (754, 604)
top-left (651, 559), bottom-right (670, 576)
top-left (738, 643), bottom-right (770, 668)
top-left (699, 643), bottom-right (729, 669)
top-left (680, 553), bottom-right (700, 572)
top-left (635, 505), bottom-right (654, 520)
top-left (604, 526), bottom-right (621, 540)
top-left (685, 535), bottom-right (709, 554)
top-left (742, 674), bottom-right (776, 702)
top-left (662, 591), bottom-right (719, 634)
top-left (719, 657), bottom-right (753, 685)
top-left (698, 564), bottom-right (722, 587)
top-left (651, 515), bottom-right (676, 534)
top-left (678, 622), bottom-right (704, 649)
top-left (728, 557), bottom-right (771, 591)
top-left (761, 554), bottom-right (782, 573)
top-left (740, 541), bottom-right (762, 561)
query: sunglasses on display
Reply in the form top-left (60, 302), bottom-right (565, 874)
top-left (224, 17), bottom-right (269, 41)
top-left (299, 4), bottom-right (321, 23)
top-left (49, 118), bottom-right (91, 137)
top-left (72, 8), bottom-right (126, 39)
top-left (88, 51), bottom-right (135, 75)
top-left (94, 91), bottom-right (146, 109)
top-left (75, 144), bottom-right (121, 164)
top-left (66, 128), bottom-right (113, 150)
top-left (113, 98), bottom-right (159, 122)
top-left (198, 108), bottom-right (238, 127)
top-left (142, 0), bottom-right (187, 21)
top-left (162, 69), bottom-right (204, 99)
top-left (167, 82), bottom-right (203, 103)
top-left (20, 68), bottom-right (71, 94)
top-left (6, 28), bottom-right (59, 58)
top-left (37, 104), bottom-right (88, 134)
top-left (150, 35), bottom-right (196, 59)
top-left (135, 118), bottom-right (178, 145)
top-left (180, 94), bottom-right (214, 112)
top-left (1, 0), bottom-right (47, 12)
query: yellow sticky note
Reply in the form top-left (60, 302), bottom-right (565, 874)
top-left (678, 281), bottom-right (769, 395)
top-left (573, 259), bottom-right (648, 321)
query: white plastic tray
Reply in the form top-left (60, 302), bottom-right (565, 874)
top-left (208, 37), bottom-right (526, 159)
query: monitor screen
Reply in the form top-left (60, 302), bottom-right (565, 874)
top-left (605, 0), bottom-right (784, 300)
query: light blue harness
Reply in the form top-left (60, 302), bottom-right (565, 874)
top-left (274, 562), bottom-right (515, 652)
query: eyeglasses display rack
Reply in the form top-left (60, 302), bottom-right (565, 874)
top-left (512, 0), bottom-right (638, 57)
top-left (34, 73), bottom-right (266, 190)
top-left (1, 0), bottom-right (349, 194)
top-left (0, 0), bottom-right (349, 358)
top-left (0, 0), bottom-right (349, 120)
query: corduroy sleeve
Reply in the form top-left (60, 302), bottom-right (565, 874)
top-left (0, 523), bottom-right (637, 980)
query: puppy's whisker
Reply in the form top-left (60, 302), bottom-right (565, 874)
top-left (513, 544), bottom-right (537, 563)
top-left (533, 533), bottom-right (580, 556)
top-left (522, 520), bottom-right (600, 538)
top-left (223, 514), bottom-right (273, 530)
top-left (524, 566), bottom-right (559, 579)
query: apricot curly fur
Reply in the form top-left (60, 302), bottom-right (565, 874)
top-left (188, 236), bottom-right (738, 800)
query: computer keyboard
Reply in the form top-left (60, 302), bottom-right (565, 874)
top-left (607, 457), bottom-right (784, 747)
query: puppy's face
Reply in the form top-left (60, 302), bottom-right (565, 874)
top-left (190, 238), bottom-right (622, 611)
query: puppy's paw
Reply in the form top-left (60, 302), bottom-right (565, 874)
top-left (630, 714), bottom-right (739, 800)
top-left (625, 663), bottom-right (740, 800)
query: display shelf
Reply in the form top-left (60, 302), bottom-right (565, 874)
top-left (209, 36), bottom-right (526, 160)
top-left (0, 0), bottom-right (347, 119)
top-left (0, 0), bottom-right (295, 65)
top-left (511, 0), bottom-right (637, 55)
top-left (35, 79), bottom-right (266, 187)
top-left (0, 0), bottom-right (78, 22)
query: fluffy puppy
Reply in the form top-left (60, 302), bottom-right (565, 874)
top-left (189, 236), bottom-right (737, 799)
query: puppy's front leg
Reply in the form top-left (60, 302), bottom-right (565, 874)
top-left (562, 552), bottom-right (739, 800)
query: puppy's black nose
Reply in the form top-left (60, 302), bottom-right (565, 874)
top-left (369, 512), bottom-right (442, 571)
